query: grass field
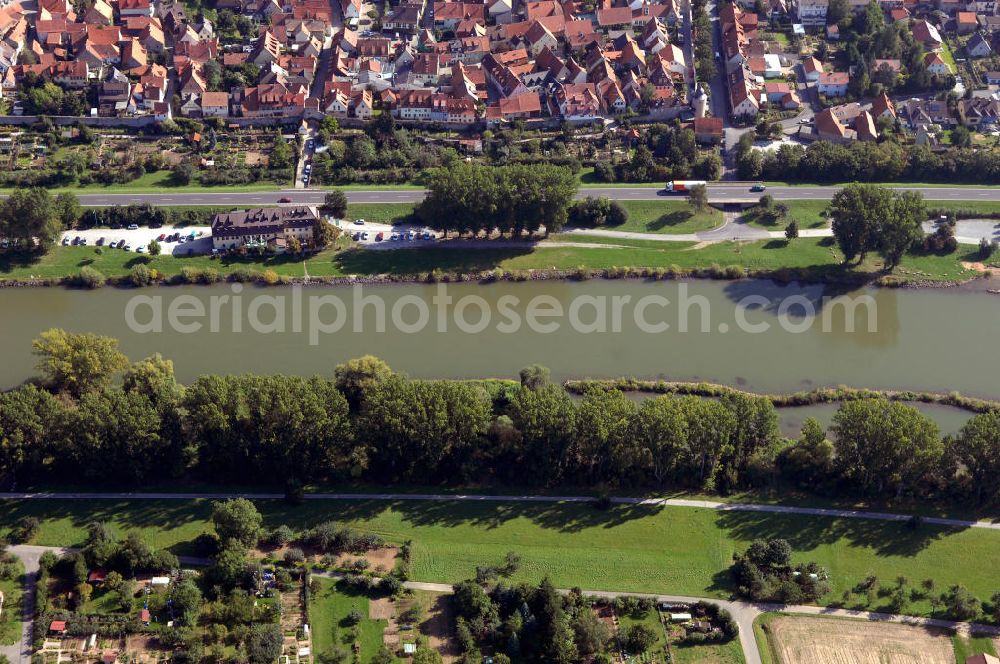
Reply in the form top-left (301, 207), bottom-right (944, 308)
top-left (4, 499), bottom-right (1000, 617)
top-left (672, 638), bottom-right (745, 664)
top-left (743, 201), bottom-right (831, 230)
top-left (0, 557), bottom-right (25, 645)
top-left (345, 203), bottom-right (417, 225)
top-left (952, 634), bottom-right (998, 663)
top-left (308, 577), bottom-right (388, 662)
top-left (582, 200), bottom-right (723, 234)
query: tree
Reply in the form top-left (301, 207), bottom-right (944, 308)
top-left (172, 161), bottom-right (195, 185)
top-left (879, 191), bottom-right (926, 270)
top-left (321, 190), bottom-right (348, 218)
top-left (829, 184), bottom-right (926, 269)
top-left (778, 418), bottom-right (834, 487)
top-left (334, 355), bottom-right (394, 411)
top-left (631, 395), bottom-right (689, 485)
top-left (411, 649), bottom-right (443, 664)
top-left (211, 498), bottom-right (263, 547)
top-left (785, 220), bottom-right (799, 240)
top-left (831, 399), bottom-right (942, 496)
top-left (1, 187), bottom-right (63, 249)
top-left (623, 624), bottom-right (657, 654)
top-left (951, 125), bottom-right (972, 148)
top-left (170, 579), bottom-right (203, 626)
top-left (32, 329), bottom-right (129, 397)
top-left (688, 184), bottom-right (709, 214)
top-left (148, 240), bottom-right (161, 256)
top-left (572, 606), bottom-right (610, 655)
top-left (829, 183), bottom-right (887, 263)
top-left (519, 364), bottom-right (551, 391)
top-left (947, 411), bottom-right (1000, 504)
top-left (54, 192), bottom-right (82, 229)
top-left (269, 135), bottom-right (295, 170)
top-left (941, 585), bottom-right (981, 621)
top-left (247, 623), bottom-right (283, 664)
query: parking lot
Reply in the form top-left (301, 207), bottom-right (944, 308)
top-left (344, 218), bottom-right (439, 249)
top-left (61, 226), bottom-right (214, 256)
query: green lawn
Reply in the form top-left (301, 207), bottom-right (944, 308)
top-left (308, 577), bottom-right (388, 662)
top-left (671, 638), bottom-right (745, 664)
top-left (323, 236), bottom-right (980, 284)
top-left (953, 634), bottom-right (998, 663)
top-left (344, 203), bottom-right (417, 225)
top-left (743, 201), bottom-right (830, 230)
top-left (0, 557), bottom-right (25, 645)
top-left (0, 233), bottom-right (981, 284)
top-left (618, 609), bottom-right (668, 661)
top-left (4, 499), bottom-right (1000, 618)
top-left (575, 200), bottom-right (723, 234)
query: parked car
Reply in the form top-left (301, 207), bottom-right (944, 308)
top-left (79, 238), bottom-right (88, 246)
top-left (354, 219), bottom-right (365, 225)
top-left (127, 224), bottom-right (139, 230)
top-left (352, 232), bottom-right (361, 240)
top-left (123, 244), bottom-right (132, 251)
top-left (62, 237), bottom-right (70, 245)
top-left (136, 245), bottom-right (145, 253)
top-left (406, 231), bottom-right (415, 241)
top-left (390, 232), bottom-right (399, 241)
top-left (422, 232), bottom-right (433, 240)
top-left (361, 232), bottom-right (369, 241)
top-left (72, 236), bottom-right (81, 245)
top-left (157, 234), bottom-right (166, 241)
top-left (96, 237), bottom-right (105, 246)
top-left (375, 232), bottom-right (384, 241)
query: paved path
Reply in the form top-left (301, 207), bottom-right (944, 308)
top-left (64, 185), bottom-right (1000, 208)
top-left (4, 491), bottom-right (1000, 530)
top-left (1, 546), bottom-right (70, 664)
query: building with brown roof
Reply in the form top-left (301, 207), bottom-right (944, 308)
top-left (211, 206), bottom-right (318, 251)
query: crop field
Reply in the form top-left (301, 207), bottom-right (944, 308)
top-left (765, 616), bottom-right (955, 664)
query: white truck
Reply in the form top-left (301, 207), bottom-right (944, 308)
top-left (664, 180), bottom-right (707, 193)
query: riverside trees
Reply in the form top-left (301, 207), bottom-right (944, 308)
top-left (6, 331), bottom-right (1000, 506)
top-left (417, 163), bottom-right (577, 236)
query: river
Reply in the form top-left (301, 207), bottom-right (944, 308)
top-left (0, 279), bottom-right (997, 400)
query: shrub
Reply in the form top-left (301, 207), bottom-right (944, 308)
top-left (284, 548), bottom-right (305, 564)
top-left (262, 269), bottom-right (280, 285)
top-left (129, 264), bottom-right (153, 286)
top-left (230, 268), bottom-right (260, 283)
top-left (73, 266), bottom-right (106, 289)
top-left (10, 516), bottom-right (40, 543)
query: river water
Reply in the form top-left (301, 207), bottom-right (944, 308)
top-left (0, 279), bottom-right (997, 400)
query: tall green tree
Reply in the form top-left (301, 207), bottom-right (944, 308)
top-left (211, 498), bottom-right (263, 548)
top-left (831, 399), bottom-right (943, 496)
top-left (947, 411), bottom-right (1000, 504)
top-left (32, 329), bottom-right (129, 397)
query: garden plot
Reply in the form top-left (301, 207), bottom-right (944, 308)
top-left (767, 616), bottom-right (955, 664)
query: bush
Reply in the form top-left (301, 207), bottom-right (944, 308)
top-left (264, 526), bottom-right (295, 547)
top-left (262, 269), bottom-right (280, 285)
top-left (284, 548), bottom-right (305, 564)
top-left (129, 263), bottom-right (153, 286)
top-left (72, 266), bottom-right (106, 289)
top-left (10, 516), bottom-right (40, 543)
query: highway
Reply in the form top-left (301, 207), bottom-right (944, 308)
top-left (71, 185), bottom-right (1000, 207)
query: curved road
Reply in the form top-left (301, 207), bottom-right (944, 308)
top-left (68, 185), bottom-right (1000, 208)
